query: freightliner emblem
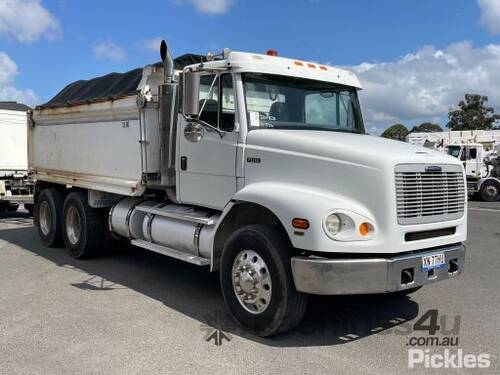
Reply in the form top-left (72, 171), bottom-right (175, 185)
top-left (425, 165), bottom-right (442, 172)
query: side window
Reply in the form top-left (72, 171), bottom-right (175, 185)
top-left (220, 74), bottom-right (235, 131)
top-left (199, 74), bottom-right (219, 127)
top-left (469, 148), bottom-right (477, 160)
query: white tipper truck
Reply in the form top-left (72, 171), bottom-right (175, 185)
top-left (29, 42), bottom-right (467, 336)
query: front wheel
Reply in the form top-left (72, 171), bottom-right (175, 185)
top-left (479, 180), bottom-right (500, 202)
top-left (220, 225), bottom-right (308, 337)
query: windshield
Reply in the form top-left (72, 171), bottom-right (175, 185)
top-left (243, 73), bottom-right (364, 133)
top-left (447, 146), bottom-right (461, 158)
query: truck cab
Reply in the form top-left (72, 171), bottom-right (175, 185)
top-left (447, 143), bottom-right (500, 200)
top-left (29, 43), bottom-right (468, 336)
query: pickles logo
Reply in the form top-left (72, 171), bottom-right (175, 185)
top-left (406, 310), bottom-right (491, 369)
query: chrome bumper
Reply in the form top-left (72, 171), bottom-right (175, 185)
top-left (291, 244), bottom-right (465, 295)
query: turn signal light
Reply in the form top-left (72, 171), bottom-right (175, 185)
top-left (359, 222), bottom-right (374, 236)
top-left (292, 218), bottom-right (310, 230)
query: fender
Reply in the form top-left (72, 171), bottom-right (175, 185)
top-left (214, 181), bottom-right (376, 254)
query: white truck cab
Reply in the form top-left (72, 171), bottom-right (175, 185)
top-left (447, 143), bottom-right (500, 201)
top-left (29, 42), bottom-right (467, 336)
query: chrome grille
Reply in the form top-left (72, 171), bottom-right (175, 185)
top-left (395, 164), bottom-right (466, 225)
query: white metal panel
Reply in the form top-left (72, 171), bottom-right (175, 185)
top-left (177, 118), bottom-right (238, 209)
top-left (0, 109), bottom-right (28, 171)
top-left (29, 96), bottom-right (164, 196)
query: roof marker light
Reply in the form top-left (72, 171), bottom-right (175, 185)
top-left (294, 61), bottom-right (304, 66)
top-left (266, 49), bottom-right (278, 56)
top-left (307, 63), bottom-right (316, 69)
top-left (319, 66), bottom-right (328, 71)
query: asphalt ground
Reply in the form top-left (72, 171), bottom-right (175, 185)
top-left (0, 201), bottom-right (499, 374)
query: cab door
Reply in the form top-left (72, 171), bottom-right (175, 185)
top-left (177, 73), bottom-right (238, 209)
top-left (464, 147), bottom-right (479, 177)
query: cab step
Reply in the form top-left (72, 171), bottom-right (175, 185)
top-left (131, 239), bottom-right (210, 266)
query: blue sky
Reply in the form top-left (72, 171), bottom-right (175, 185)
top-left (1, 0), bottom-right (499, 133)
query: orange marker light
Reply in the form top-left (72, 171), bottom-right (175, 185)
top-left (319, 66), bottom-right (328, 71)
top-left (359, 222), bottom-right (374, 236)
top-left (292, 218), bottom-right (310, 230)
top-left (294, 61), bottom-right (304, 66)
top-left (266, 49), bottom-right (278, 56)
top-left (307, 63), bottom-right (316, 69)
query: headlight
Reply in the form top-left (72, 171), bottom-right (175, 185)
top-left (324, 213), bottom-right (342, 235)
top-left (323, 210), bottom-right (375, 241)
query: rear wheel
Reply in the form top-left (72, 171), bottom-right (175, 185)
top-left (220, 225), bottom-right (308, 337)
top-left (62, 191), bottom-right (105, 259)
top-left (479, 180), bottom-right (500, 202)
top-left (34, 188), bottom-right (64, 247)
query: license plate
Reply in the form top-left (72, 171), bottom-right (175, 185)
top-left (422, 253), bottom-right (445, 271)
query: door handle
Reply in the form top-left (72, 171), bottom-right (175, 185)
top-left (181, 156), bottom-right (187, 170)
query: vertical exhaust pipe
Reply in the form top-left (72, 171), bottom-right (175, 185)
top-left (160, 40), bottom-right (174, 84)
top-left (158, 40), bottom-right (178, 201)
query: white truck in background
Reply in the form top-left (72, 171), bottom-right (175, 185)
top-left (0, 102), bottom-right (34, 214)
top-left (29, 42), bottom-right (467, 336)
top-left (447, 143), bottom-right (500, 201)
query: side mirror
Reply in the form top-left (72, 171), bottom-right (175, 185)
top-left (183, 70), bottom-right (200, 117)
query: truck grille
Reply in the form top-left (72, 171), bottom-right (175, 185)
top-left (395, 164), bottom-right (466, 225)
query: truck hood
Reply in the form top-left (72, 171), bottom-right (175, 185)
top-left (246, 129), bottom-right (460, 170)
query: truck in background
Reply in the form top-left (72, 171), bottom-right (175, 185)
top-left (0, 101), bottom-right (34, 214)
top-left (447, 143), bottom-right (500, 201)
top-left (29, 42), bottom-right (467, 336)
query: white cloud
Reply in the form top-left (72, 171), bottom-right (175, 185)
top-left (478, 0), bottom-right (500, 34)
top-left (0, 0), bottom-right (61, 43)
top-left (0, 52), bottom-right (38, 105)
top-left (137, 37), bottom-right (163, 52)
top-left (343, 42), bottom-right (500, 133)
top-left (179, 0), bottom-right (233, 14)
top-left (92, 41), bottom-right (125, 62)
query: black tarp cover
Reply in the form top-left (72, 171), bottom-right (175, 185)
top-left (38, 54), bottom-right (205, 109)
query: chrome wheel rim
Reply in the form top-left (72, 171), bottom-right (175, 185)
top-left (39, 201), bottom-right (51, 236)
top-left (66, 206), bottom-right (81, 245)
top-left (232, 250), bottom-right (272, 314)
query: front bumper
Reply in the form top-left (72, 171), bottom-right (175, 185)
top-left (291, 244), bottom-right (465, 295)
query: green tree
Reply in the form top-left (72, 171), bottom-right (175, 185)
top-left (411, 122), bottom-right (443, 133)
top-left (381, 124), bottom-right (409, 141)
top-left (447, 94), bottom-right (499, 130)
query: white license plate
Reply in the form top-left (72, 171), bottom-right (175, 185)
top-left (422, 253), bottom-right (445, 271)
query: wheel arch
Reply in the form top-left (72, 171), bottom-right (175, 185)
top-left (211, 201), bottom-right (290, 271)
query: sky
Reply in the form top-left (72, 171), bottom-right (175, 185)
top-left (0, 0), bottom-right (500, 134)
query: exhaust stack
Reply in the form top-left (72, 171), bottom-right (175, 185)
top-left (160, 40), bottom-right (174, 83)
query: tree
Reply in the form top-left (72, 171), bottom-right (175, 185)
top-left (447, 94), bottom-right (500, 131)
top-left (381, 124), bottom-right (409, 141)
top-left (411, 122), bottom-right (443, 133)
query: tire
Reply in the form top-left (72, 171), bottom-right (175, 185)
top-left (479, 180), bottom-right (500, 202)
top-left (34, 188), bottom-right (64, 247)
top-left (62, 191), bottom-right (105, 259)
top-left (220, 225), bottom-right (308, 337)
